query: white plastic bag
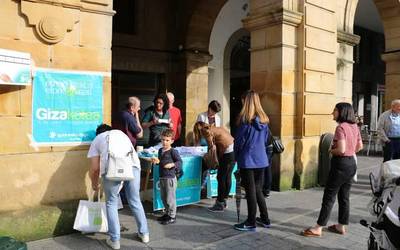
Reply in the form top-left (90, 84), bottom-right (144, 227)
top-left (73, 193), bottom-right (108, 233)
top-left (352, 155), bottom-right (358, 183)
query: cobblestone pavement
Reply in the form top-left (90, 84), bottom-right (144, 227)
top-left (28, 155), bottom-right (381, 250)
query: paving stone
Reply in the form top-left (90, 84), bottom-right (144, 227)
top-left (27, 156), bottom-right (381, 250)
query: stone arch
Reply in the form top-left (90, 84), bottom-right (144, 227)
top-left (338, 0), bottom-right (400, 109)
top-left (185, 0), bottom-right (228, 52)
top-left (208, 0), bottom-right (250, 128)
top-left (337, 0), bottom-right (360, 33)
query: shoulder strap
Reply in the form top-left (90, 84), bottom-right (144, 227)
top-left (108, 131), bottom-right (116, 155)
top-left (170, 149), bottom-right (178, 162)
top-left (158, 148), bottom-right (163, 157)
top-left (107, 132), bottom-right (112, 152)
top-left (108, 131), bottom-right (133, 157)
top-left (266, 126), bottom-right (273, 145)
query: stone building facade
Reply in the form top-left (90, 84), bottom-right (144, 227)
top-left (0, 0), bottom-right (399, 240)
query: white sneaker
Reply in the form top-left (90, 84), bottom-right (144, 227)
top-left (106, 238), bottom-right (120, 249)
top-left (138, 232), bottom-right (150, 243)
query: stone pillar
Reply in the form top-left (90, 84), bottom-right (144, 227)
top-left (382, 52), bottom-right (400, 109)
top-left (337, 31), bottom-right (360, 103)
top-left (184, 51), bottom-right (212, 144)
top-left (243, 2), bottom-right (303, 190)
top-left (337, 30), bottom-right (361, 122)
top-left (297, 1), bottom-right (340, 189)
top-left (376, 1), bottom-right (400, 109)
top-left (245, 0), bottom-right (349, 190)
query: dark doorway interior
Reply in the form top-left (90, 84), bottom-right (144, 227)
top-left (111, 71), bottom-right (165, 146)
top-left (230, 36), bottom-right (250, 135)
top-left (352, 26), bottom-right (385, 131)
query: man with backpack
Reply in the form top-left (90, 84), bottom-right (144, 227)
top-left (87, 124), bottom-right (149, 249)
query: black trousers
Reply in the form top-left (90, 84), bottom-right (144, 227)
top-left (263, 166), bottom-right (272, 192)
top-left (240, 168), bottom-right (269, 225)
top-left (216, 152), bottom-right (235, 202)
top-left (317, 156), bottom-right (356, 226)
top-left (383, 138), bottom-right (400, 162)
top-left (263, 150), bottom-right (273, 192)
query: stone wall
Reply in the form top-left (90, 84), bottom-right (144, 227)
top-left (0, 0), bottom-right (113, 240)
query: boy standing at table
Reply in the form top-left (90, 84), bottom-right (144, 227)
top-left (152, 129), bottom-right (182, 224)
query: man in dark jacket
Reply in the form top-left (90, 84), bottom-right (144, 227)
top-left (115, 96), bottom-right (143, 147)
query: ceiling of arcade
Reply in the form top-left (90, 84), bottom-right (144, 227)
top-left (185, 0), bottom-right (228, 53)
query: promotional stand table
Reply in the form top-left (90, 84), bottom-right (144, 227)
top-left (152, 155), bottom-right (202, 211)
top-left (139, 150), bottom-right (237, 211)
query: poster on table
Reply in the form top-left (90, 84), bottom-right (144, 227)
top-left (207, 164), bottom-right (237, 198)
top-left (153, 156), bottom-right (202, 210)
top-left (32, 69), bottom-right (103, 145)
top-left (0, 48), bottom-right (31, 85)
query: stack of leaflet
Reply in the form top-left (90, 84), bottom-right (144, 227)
top-left (175, 146), bottom-right (207, 157)
top-left (139, 145), bottom-right (162, 158)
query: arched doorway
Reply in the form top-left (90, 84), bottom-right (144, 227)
top-left (352, 0), bottom-right (385, 131)
top-left (228, 34), bottom-right (250, 134)
top-left (207, 0), bottom-right (249, 129)
top-left (340, 0), bottom-right (400, 112)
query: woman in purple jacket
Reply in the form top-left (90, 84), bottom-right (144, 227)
top-left (234, 90), bottom-right (271, 231)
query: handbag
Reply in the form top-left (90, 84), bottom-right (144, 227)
top-left (73, 192), bottom-right (108, 233)
top-left (203, 144), bottom-right (219, 169)
top-left (105, 131), bottom-right (135, 181)
top-left (268, 127), bottom-right (284, 154)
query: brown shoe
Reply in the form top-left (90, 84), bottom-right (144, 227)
top-left (327, 225), bottom-right (345, 235)
top-left (301, 228), bottom-right (321, 237)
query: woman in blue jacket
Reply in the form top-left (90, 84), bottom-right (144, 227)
top-left (234, 90), bottom-right (271, 231)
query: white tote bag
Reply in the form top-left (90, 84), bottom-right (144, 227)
top-left (105, 131), bottom-right (135, 181)
top-left (73, 193), bottom-right (108, 233)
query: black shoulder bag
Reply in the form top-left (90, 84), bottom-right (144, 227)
top-left (268, 127), bottom-right (284, 154)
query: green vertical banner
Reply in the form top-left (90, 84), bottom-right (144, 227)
top-left (32, 69), bottom-right (103, 144)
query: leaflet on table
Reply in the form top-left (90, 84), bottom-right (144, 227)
top-left (175, 146), bottom-right (207, 156)
top-left (140, 145), bottom-right (162, 157)
top-left (158, 118), bottom-right (170, 124)
top-left (139, 146), bottom-right (207, 158)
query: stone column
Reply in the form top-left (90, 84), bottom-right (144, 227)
top-left (297, 1), bottom-right (340, 189)
top-left (243, 2), bottom-right (303, 190)
top-left (382, 51), bottom-right (400, 109)
top-left (337, 31), bottom-right (360, 102)
top-left (184, 51), bottom-right (212, 144)
top-left (376, 1), bottom-right (400, 109)
top-left (245, 0), bottom-right (350, 190)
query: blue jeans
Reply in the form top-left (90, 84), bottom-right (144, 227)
top-left (103, 167), bottom-right (149, 241)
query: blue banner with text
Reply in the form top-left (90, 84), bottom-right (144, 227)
top-left (32, 69), bottom-right (103, 144)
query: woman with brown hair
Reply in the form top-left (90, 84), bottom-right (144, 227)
top-left (193, 121), bottom-right (235, 212)
top-left (234, 90), bottom-right (271, 231)
top-left (302, 102), bottom-right (363, 237)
